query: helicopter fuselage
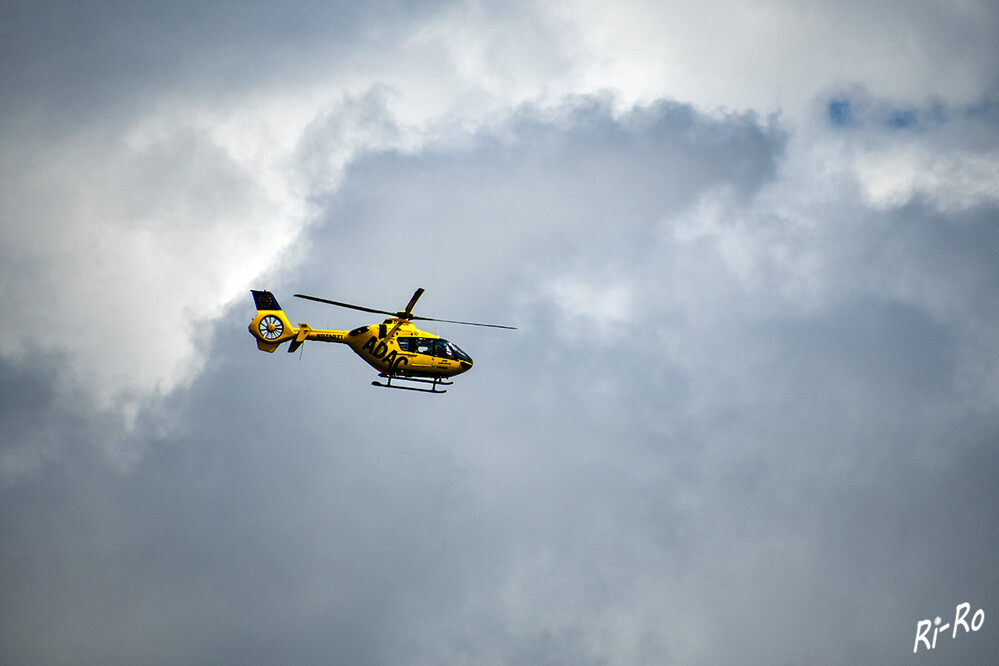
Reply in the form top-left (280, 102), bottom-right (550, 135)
top-left (341, 319), bottom-right (473, 378)
top-left (249, 305), bottom-right (473, 379)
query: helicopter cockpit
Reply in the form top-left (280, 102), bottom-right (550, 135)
top-left (398, 336), bottom-right (472, 363)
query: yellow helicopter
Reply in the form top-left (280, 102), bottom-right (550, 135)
top-left (248, 288), bottom-right (515, 393)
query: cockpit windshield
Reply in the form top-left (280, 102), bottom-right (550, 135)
top-left (443, 340), bottom-right (472, 363)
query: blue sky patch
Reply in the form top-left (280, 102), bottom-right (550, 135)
top-left (827, 97), bottom-right (855, 127)
top-left (886, 109), bottom-right (918, 129)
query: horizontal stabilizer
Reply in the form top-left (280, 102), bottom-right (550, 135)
top-left (256, 338), bottom-right (280, 352)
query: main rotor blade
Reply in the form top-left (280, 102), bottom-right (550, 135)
top-left (399, 288), bottom-right (425, 319)
top-left (295, 291), bottom-right (517, 329)
top-left (411, 315), bottom-right (517, 330)
top-left (293, 294), bottom-right (397, 317)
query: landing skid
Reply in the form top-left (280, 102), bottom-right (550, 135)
top-left (372, 373), bottom-right (453, 394)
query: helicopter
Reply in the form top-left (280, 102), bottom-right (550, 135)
top-left (248, 288), bottom-right (515, 393)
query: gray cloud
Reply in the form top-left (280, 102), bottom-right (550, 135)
top-left (3, 2), bottom-right (999, 664)
top-left (5, 92), bottom-right (999, 664)
top-left (295, 97), bottom-right (783, 303)
top-left (0, 1), bottom-right (446, 124)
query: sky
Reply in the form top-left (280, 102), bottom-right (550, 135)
top-left (2, 0), bottom-right (998, 663)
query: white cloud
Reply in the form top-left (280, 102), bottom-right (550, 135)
top-left (0, 121), bottom-right (304, 411)
top-left (551, 0), bottom-right (999, 116)
top-left (541, 274), bottom-right (636, 342)
top-left (852, 144), bottom-right (999, 211)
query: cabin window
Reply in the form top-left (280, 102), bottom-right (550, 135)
top-left (397, 337), bottom-right (433, 355)
top-left (397, 337), bottom-right (448, 357)
top-left (395, 337), bottom-right (470, 361)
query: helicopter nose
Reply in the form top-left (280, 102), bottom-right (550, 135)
top-left (459, 360), bottom-right (472, 372)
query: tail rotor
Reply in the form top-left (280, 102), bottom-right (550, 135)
top-left (249, 290), bottom-right (296, 352)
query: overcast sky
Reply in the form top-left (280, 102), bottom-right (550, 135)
top-left (2, 1), bottom-right (998, 663)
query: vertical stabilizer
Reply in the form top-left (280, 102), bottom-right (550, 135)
top-left (252, 290), bottom-right (282, 311)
